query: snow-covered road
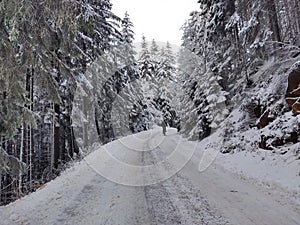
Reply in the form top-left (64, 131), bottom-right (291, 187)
top-left (0, 128), bottom-right (299, 225)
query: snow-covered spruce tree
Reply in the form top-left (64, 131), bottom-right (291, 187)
top-left (119, 12), bottom-right (136, 66)
top-left (177, 54), bottom-right (229, 140)
top-left (177, 47), bottom-right (210, 140)
top-left (0, 0), bottom-right (82, 203)
top-left (136, 37), bottom-right (162, 126)
top-left (187, 0), bottom-right (299, 90)
top-left (149, 42), bottom-right (178, 126)
top-left (179, 0), bottom-right (269, 139)
top-left (157, 42), bottom-right (176, 79)
top-left (237, 0), bottom-right (272, 78)
top-left (197, 0), bottom-right (240, 88)
top-left (137, 38), bottom-right (179, 127)
top-left (179, 2), bottom-right (231, 140)
top-left (149, 39), bottom-right (160, 76)
top-left (150, 39), bottom-right (160, 64)
top-left (139, 74), bottom-right (163, 125)
top-left (155, 77), bottom-right (179, 127)
top-left (180, 0), bottom-right (300, 145)
top-left (110, 12), bottom-right (151, 135)
top-left (186, 0), bottom-right (259, 88)
top-left (153, 43), bottom-right (178, 126)
top-left (0, 0), bottom-right (123, 205)
top-left (74, 0), bottom-right (136, 145)
top-left (138, 36), bottom-right (153, 80)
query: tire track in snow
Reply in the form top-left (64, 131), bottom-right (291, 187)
top-left (142, 136), bottom-right (228, 225)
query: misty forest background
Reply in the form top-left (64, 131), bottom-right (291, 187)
top-left (1, 0), bottom-right (300, 205)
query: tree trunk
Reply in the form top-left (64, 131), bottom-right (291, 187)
top-left (0, 138), bottom-right (3, 203)
top-left (94, 104), bottom-right (101, 142)
top-left (294, 0), bottom-right (300, 35)
top-left (53, 102), bottom-right (60, 169)
top-left (18, 124), bottom-right (24, 197)
top-left (29, 66), bottom-right (34, 190)
top-left (266, 0), bottom-right (281, 43)
top-left (83, 96), bottom-right (89, 147)
top-left (53, 67), bottom-right (61, 170)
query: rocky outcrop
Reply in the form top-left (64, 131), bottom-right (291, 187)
top-left (256, 110), bottom-right (275, 129)
top-left (286, 65), bottom-right (300, 115)
top-left (258, 132), bottom-right (299, 150)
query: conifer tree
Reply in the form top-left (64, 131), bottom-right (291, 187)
top-left (138, 36), bottom-right (152, 79)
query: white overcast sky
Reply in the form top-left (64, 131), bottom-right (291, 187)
top-left (111, 0), bottom-right (199, 46)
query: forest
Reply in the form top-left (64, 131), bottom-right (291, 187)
top-left (0, 0), bottom-right (300, 206)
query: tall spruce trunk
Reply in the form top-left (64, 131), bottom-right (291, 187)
top-left (266, 0), bottom-right (281, 44)
top-left (294, 0), bottom-right (300, 35)
top-left (53, 68), bottom-right (61, 170)
top-left (18, 125), bottom-right (24, 197)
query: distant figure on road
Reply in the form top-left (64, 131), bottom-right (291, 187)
top-left (162, 120), bottom-right (167, 136)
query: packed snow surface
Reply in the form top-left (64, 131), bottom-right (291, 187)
top-left (0, 127), bottom-right (299, 225)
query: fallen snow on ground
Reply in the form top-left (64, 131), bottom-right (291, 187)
top-left (217, 148), bottom-right (300, 193)
top-left (0, 127), bottom-right (299, 225)
top-left (196, 117), bottom-right (300, 206)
